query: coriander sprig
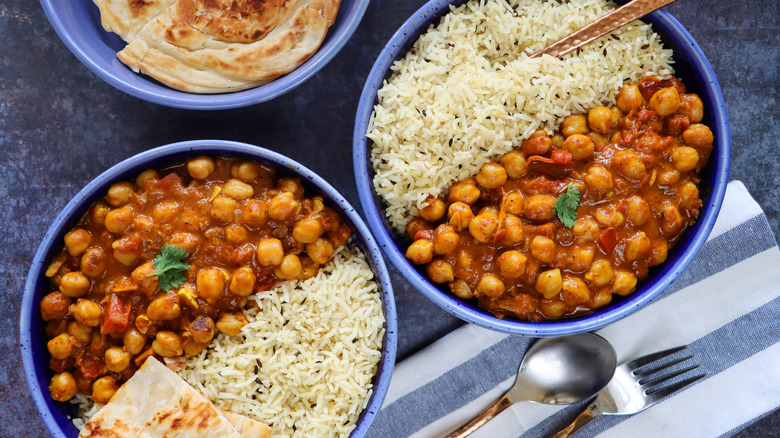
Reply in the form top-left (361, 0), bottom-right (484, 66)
top-left (148, 244), bottom-right (191, 292)
top-left (552, 182), bottom-right (581, 228)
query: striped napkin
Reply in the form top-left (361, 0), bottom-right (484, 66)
top-left (368, 181), bottom-right (780, 438)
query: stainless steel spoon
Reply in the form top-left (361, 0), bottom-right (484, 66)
top-left (529, 0), bottom-right (679, 59)
top-left (444, 333), bottom-right (617, 438)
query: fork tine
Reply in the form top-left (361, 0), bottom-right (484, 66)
top-left (643, 373), bottom-right (706, 406)
top-left (625, 345), bottom-right (687, 369)
top-left (640, 364), bottom-right (701, 387)
top-left (634, 354), bottom-right (694, 378)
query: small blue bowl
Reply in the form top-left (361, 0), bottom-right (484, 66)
top-left (20, 140), bottom-right (397, 437)
top-left (39, 0), bottom-right (369, 110)
top-left (353, 0), bottom-right (730, 336)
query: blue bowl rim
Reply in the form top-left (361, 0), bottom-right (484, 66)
top-left (353, 0), bottom-right (731, 337)
top-left (20, 140), bottom-right (398, 437)
top-left (38, 1), bottom-right (371, 110)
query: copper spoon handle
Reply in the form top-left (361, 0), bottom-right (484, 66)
top-left (529, 0), bottom-right (678, 59)
top-left (443, 393), bottom-right (513, 438)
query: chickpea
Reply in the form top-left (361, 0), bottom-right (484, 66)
top-left (456, 248), bottom-right (474, 270)
top-left (476, 275), bottom-right (505, 298)
top-left (562, 277), bottom-right (591, 306)
top-left (405, 239), bottom-right (434, 265)
top-left (241, 199), bottom-right (268, 228)
top-left (147, 293), bottom-right (181, 321)
top-left (151, 200), bottom-right (180, 222)
top-left (40, 291), bottom-right (72, 321)
top-left (650, 240), bottom-right (669, 266)
top-left (657, 168), bottom-right (681, 186)
top-left (563, 134), bottom-right (595, 161)
top-left (257, 238), bottom-right (284, 266)
top-left (475, 162), bottom-right (507, 189)
top-left (564, 246), bottom-right (595, 273)
top-left (46, 319), bottom-right (68, 339)
top-left (500, 193), bottom-right (523, 217)
top-left (625, 231), bottom-right (652, 261)
top-left (450, 279), bottom-right (474, 300)
top-left (584, 166), bottom-right (613, 193)
top-left (406, 217), bottom-right (432, 239)
top-left (67, 321), bottom-right (92, 344)
top-left (299, 256), bottom-right (319, 280)
top-left (130, 262), bottom-right (158, 296)
top-left (80, 247), bottom-right (107, 278)
top-left (448, 179), bottom-right (481, 205)
top-left (104, 206), bottom-right (134, 234)
top-left (183, 339), bottom-right (209, 357)
top-left (64, 229), bottom-right (91, 257)
top-left (231, 161), bottom-right (262, 182)
top-left (626, 196), bottom-right (650, 226)
top-left (277, 177), bottom-right (305, 199)
top-left (49, 372), bottom-right (78, 402)
top-left (187, 156), bottom-right (215, 180)
top-left (133, 215), bottom-right (154, 234)
top-left (210, 196), bottom-right (239, 222)
top-left (469, 210), bottom-right (498, 243)
top-left (427, 259), bottom-right (455, 283)
top-left (499, 214), bottom-right (524, 246)
top-left (447, 202), bottom-right (475, 230)
top-left (74, 299), bottom-right (102, 327)
top-left (293, 217), bottom-right (324, 244)
top-left (220, 179), bottom-right (254, 200)
top-left (585, 260), bottom-right (614, 287)
top-left (229, 266), bottom-right (256, 297)
top-left (616, 84), bottom-right (644, 112)
top-left (168, 232), bottom-right (200, 255)
top-left (275, 254), bottom-right (302, 280)
top-left (523, 195), bottom-right (556, 221)
top-left (613, 150), bottom-right (647, 180)
top-left (224, 223), bottom-right (249, 245)
top-left (47, 333), bottom-right (75, 360)
top-left (679, 181), bottom-right (700, 210)
top-left (135, 169), bottom-right (159, 188)
top-left (661, 205), bottom-right (684, 235)
top-left (59, 271), bottom-right (90, 298)
top-left (531, 236), bottom-right (556, 264)
top-left (433, 224), bottom-right (459, 255)
top-left (560, 115), bottom-right (588, 137)
top-left (595, 205), bottom-right (625, 228)
top-left (190, 315), bottom-right (216, 344)
top-left (306, 237), bottom-right (335, 265)
top-left (672, 146), bottom-right (700, 172)
top-left (419, 197), bottom-right (446, 222)
top-left (648, 87), bottom-right (681, 116)
top-left (521, 130), bottom-right (554, 156)
top-left (152, 331), bottom-right (183, 357)
top-left (540, 298), bottom-right (567, 319)
top-left (500, 151), bottom-right (527, 179)
top-left (123, 328), bottom-right (146, 355)
top-left (104, 347), bottom-right (131, 373)
top-left (587, 106), bottom-right (613, 133)
top-left (196, 268), bottom-right (226, 304)
top-left (572, 218), bottom-right (600, 242)
top-left (267, 192), bottom-right (300, 221)
top-left (612, 270), bottom-right (638, 296)
top-left (535, 269), bottom-right (563, 299)
top-left (111, 238), bottom-right (140, 267)
top-left (106, 181), bottom-right (134, 207)
top-left (678, 94), bottom-right (704, 123)
top-left (89, 202), bottom-right (110, 228)
top-left (216, 312), bottom-right (249, 336)
top-left (683, 124), bottom-right (714, 148)
top-left (497, 250), bottom-right (527, 279)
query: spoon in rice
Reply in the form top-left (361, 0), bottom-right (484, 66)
top-left (444, 333), bottom-right (617, 438)
top-left (529, 0), bottom-right (679, 59)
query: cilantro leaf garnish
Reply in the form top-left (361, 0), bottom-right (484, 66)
top-left (148, 244), bottom-right (190, 292)
top-left (552, 182), bottom-right (581, 228)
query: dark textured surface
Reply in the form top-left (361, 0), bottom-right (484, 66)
top-left (1, 0), bottom-right (777, 437)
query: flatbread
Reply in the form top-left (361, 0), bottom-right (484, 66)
top-left (78, 357), bottom-right (271, 437)
top-left (91, 0), bottom-right (341, 93)
top-left (221, 409), bottom-right (273, 438)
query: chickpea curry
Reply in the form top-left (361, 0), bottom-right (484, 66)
top-left (405, 76), bottom-right (713, 321)
top-left (41, 156), bottom-right (351, 404)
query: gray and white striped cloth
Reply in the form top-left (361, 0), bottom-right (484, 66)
top-left (368, 181), bottom-right (780, 438)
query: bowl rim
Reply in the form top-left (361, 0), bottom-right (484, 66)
top-left (353, 0), bottom-right (731, 336)
top-left (20, 140), bottom-right (398, 437)
top-left (38, 0), bottom-right (371, 110)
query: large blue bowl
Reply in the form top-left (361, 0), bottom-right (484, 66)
top-left (21, 140), bottom-right (397, 437)
top-left (39, 0), bottom-right (369, 110)
top-left (353, 0), bottom-right (730, 336)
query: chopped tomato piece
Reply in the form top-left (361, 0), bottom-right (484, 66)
top-left (100, 293), bottom-right (130, 338)
top-left (597, 227), bottom-right (618, 253)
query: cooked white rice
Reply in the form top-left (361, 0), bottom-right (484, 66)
top-left (71, 244), bottom-right (385, 438)
top-left (367, 0), bottom-right (675, 233)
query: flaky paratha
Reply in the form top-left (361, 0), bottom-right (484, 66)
top-left (92, 0), bottom-right (341, 93)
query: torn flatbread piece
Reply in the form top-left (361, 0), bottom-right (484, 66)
top-left (91, 0), bottom-right (341, 93)
top-left (77, 357), bottom-right (271, 437)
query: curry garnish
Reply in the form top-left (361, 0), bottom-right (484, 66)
top-left (149, 244), bottom-right (190, 292)
top-left (552, 182), bottom-right (581, 228)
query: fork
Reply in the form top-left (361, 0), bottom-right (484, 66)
top-left (550, 345), bottom-right (705, 438)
